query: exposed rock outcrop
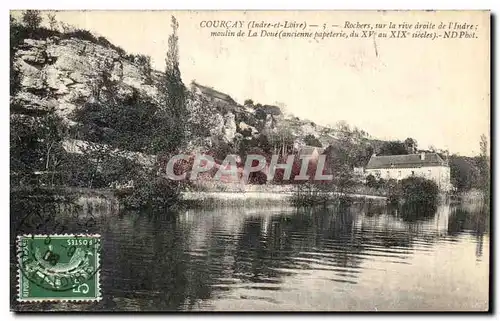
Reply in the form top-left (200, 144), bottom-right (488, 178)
top-left (13, 36), bottom-right (160, 119)
top-left (12, 33), bottom-right (337, 156)
top-left (222, 113), bottom-right (237, 143)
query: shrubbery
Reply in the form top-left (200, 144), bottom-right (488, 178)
top-left (386, 176), bottom-right (439, 206)
top-left (114, 171), bottom-right (182, 211)
top-left (303, 134), bottom-right (322, 147)
top-left (400, 177), bottom-right (439, 204)
top-left (366, 174), bottom-right (439, 207)
top-left (290, 183), bottom-right (330, 207)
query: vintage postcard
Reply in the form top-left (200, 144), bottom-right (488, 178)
top-left (10, 10), bottom-right (490, 312)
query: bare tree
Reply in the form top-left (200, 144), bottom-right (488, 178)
top-left (47, 12), bottom-right (58, 31)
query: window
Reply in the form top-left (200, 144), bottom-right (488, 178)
top-left (398, 171), bottom-right (402, 177)
top-left (411, 171), bottom-right (415, 176)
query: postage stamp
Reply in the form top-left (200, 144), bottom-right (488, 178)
top-left (16, 234), bottom-right (101, 302)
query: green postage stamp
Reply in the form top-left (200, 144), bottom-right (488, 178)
top-left (17, 234), bottom-right (101, 302)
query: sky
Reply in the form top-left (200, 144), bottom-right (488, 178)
top-left (29, 10), bottom-right (490, 156)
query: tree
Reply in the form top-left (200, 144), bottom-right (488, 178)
top-left (479, 134), bottom-right (490, 200)
top-left (449, 155), bottom-right (480, 191)
top-left (78, 141), bottom-right (112, 188)
top-left (60, 22), bottom-right (75, 33)
top-left (304, 134), bottom-right (322, 147)
top-left (322, 122), bottom-right (360, 194)
top-left (133, 54), bottom-right (152, 84)
top-left (365, 174), bottom-right (377, 188)
top-left (10, 16), bottom-right (22, 96)
top-left (22, 10), bottom-right (42, 30)
top-left (41, 114), bottom-right (66, 185)
top-left (47, 13), bottom-right (58, 31)
top-left (404, 137), bottom-right (418, 154)
top-left (73, 91), bottom-right (163, 153)
top-left (353, 143), bottom-right (374, 167)
top-left (263, 118), bottom-right (294, 157)
top-left (89, 58), bottom-right (116, 101)
top-left (10, 112), bottom-right (65, 187)
top-left (158, 15), bottom-right (187, 155)
top-left (378, 141), bottom-right (408, 156)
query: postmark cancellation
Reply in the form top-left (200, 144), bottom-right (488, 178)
top-left (16, 234), bottom-right (101, 302)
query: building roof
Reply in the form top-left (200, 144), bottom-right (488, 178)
top-left (365, 153), bottom-right (447, 169)
top-left (191, 82), bottom-right (236, 104)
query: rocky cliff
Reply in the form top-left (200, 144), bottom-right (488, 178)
top-left (13, 36), bottom-right (159, 121)
top-left (11, 30), bottom-right (339, 159)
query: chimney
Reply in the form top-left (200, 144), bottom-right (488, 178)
top-left (420, 152), bottom-right (425, 160)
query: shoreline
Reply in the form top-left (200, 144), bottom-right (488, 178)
top-left (182, 191), bottom-right (387, 202)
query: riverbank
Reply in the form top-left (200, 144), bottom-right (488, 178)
top-left (182, 189), bottom-right (387, 207)
top-left (11, 186), bottom-right (121, 214)
top-left (12, 185), bottom-right (387, 210)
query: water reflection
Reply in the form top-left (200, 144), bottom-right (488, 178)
top-left (11, 199), bottom-right (490, 311)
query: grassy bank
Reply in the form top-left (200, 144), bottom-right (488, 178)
top-left (182, 187), bottom-right (386, 208)
top-left (11, 186), bottom-right (121, 215)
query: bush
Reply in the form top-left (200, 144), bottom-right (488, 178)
top-left (63, 29), bottom-right (96, 42)
top-left (291, 183), bottom-right (330, 207)
top-left (377, 178), bottom-right (386, 189)
top-left (399, 176), bottom-right (439, 205)
top-left (115, 173), bottom-right (181, 211)
top-left (123, 54), bottom-right (152, 83)
top-left (304, 134), bottom-right (322, 147)
top-left (365, 174), bottom-right (377, 188)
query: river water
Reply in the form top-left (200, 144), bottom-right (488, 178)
top-left (11, 200), bottom-right (489, 311)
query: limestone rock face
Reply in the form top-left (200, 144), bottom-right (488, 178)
top-left (222, 113), bottom-right (237, 143)
top-left (238, 121), bottom-right (258, 137)
top-left (13, 37), bottom-right (159, 119)
top-left (210, 113), bottom-right (225, 138)
top-left (12, 33), bottom-right (333, 155)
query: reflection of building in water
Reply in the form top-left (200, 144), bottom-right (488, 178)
top-left (433, 203), bottom-right (451, 234)
top-left (364, 152), bottom-right (452, 191)
top-left (359, 203), bottom-right (454, 248)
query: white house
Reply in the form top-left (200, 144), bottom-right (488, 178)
top-left (364, 152), bottom-right (452, 191)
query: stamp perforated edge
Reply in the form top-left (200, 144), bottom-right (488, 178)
top-left (16, 234), bottom-right (102, 303)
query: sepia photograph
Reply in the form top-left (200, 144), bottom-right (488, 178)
top-left (9, 10), bottom-right (490, 312)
